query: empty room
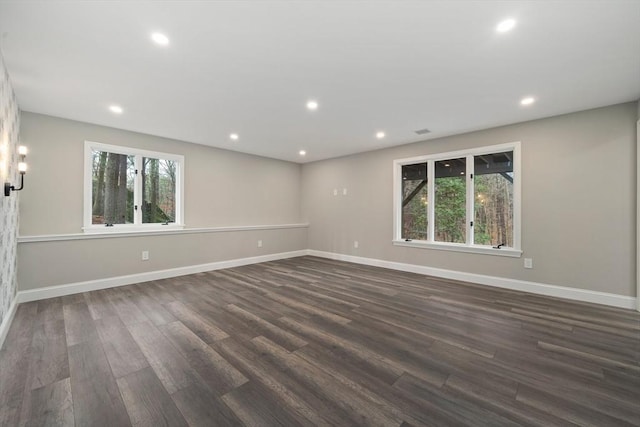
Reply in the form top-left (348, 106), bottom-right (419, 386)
top-left (0, 1), bottom-right (639, 426)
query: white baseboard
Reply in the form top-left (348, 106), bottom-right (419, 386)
top-left (0, 296), bottom-right (19, 351)
top-left (307, 250), bottom-right (637, 310)
top-left (17, 250), bottom-right (308, 304)
top-left (13, 248), bottom-right (637, 310)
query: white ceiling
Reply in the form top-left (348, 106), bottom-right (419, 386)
top-left (1, 1), bottom-right (639, 163)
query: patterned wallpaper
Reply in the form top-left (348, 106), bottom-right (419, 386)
top-left (0, 52), bottom-right (20, 328)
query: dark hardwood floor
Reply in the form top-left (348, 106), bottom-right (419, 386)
top-left (1, 256), bottom-right (639, 426)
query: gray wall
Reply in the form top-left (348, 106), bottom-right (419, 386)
top-left (20, 112), bottom-right (302, 235)
top-left (0, 51), bottom-right (21, 325)
top-left (14, 103), bottom-right (640, 298)
top-left (302, 102), bottom-right (638, 297)
top-left (18, 112), bottom-right (306, 290)
top-left (18, 228), bottom-right (307, 290)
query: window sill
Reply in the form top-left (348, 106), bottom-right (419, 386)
top-left (392, 240), bottom-right (522, 257)
top-left (82, 224), bottom-right (186, 234)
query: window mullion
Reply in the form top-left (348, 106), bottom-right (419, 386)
top-left (512, 144), bottom-right (521, 250)
top-left (83, 143), bottom-right (93, 229)
top-left (467, 154), bottom-right (474, 246)
top-left (427, 160), bottom-right (435, 242)
top-left (134, 155), bottom-right (143, 225)
top-left (394, 162), bottom-right (403, 240)
top-left (176, 162), bottom-right (183, 225)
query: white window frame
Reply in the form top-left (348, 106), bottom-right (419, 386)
top-left (393, 141), bottom-right (522, 257)
top-left (83, 141), bottom-right (185, 233)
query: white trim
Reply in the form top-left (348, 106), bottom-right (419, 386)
top-left (0, 296), bottom-right (19, 351)
top-left (392, 240), bottom-right (522, 257)
top-left (636, 118), bottom-right (639, 311)
top-left (392, 159), bottom-right (402, 240)
top-left (16, 250), bottom-right (308, 303)
top-left (82, 224), bottom-right (186, 234)
top-left (85, 141), bottom-right (185, 162)
top-left (427, 158), bottom-right (435, 240)
top-left (512, 142), bottom-right (522, 250)
top-left (18, 223), bottom-right (310, 243)
top-left (393, 141), bottom-right (520, 166)
top-left (466, 154), bottom-right (474, 245)
top-left (83, 141), bottom-right (93, 229)
top-left (308, 250), bottom-right (636, 309)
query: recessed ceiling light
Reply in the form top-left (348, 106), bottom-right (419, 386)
top-left (299, 150), bottom-right (306, 156)
top-left (109, 105), bottom-right (123, 114)
top-left (151, 32), bottom-right (170, 46)
top-left (520, 96), bottom-right (536, 106)
top-left (229, 133), bottom-right (239, 140)
top-left (496, 19), bottom-right (516, 33)
top-left (376, 131), bottom-right (385, 139)
top-left (306, 100), bottom-right (318, 111)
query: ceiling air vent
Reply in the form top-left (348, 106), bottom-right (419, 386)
top-left (414, 128), bottom-right (431, 135)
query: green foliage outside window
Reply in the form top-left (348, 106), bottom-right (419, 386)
top-left (434, 176), bottom-right (466, 243)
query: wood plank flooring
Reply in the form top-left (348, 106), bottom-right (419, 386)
top-left (1, 256), bottom-right (638, 426)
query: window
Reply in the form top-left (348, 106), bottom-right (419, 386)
top-left (84, 141), bottom-right (184, 232)
top-left (393, 142), bottom-right (521, 257)
top-left (435, 157), bottom-right (466, 243)
top-left (401, 162), bottom-right (428, 240)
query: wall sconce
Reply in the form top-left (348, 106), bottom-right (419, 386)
top-left (4, 145), bottom-right (27, 196)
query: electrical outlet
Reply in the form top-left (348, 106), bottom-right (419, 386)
top-left (343, 188), bottom-right (348, 196)
top-left (333, 189), bottom-right (338, 196)
top-left (354, 241), bottom-right (359, 248)
top-left (524, 258), bottom-right (533, 269)
top-left (257, 240), bottom-right (263, 248)
top-left (142, 250), bottom-right (149, 261)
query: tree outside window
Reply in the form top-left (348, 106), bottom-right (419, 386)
top-left (85, 141), bottom-right (183, 231)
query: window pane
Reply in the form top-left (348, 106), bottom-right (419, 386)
top-left (91, 150), bottom-right (135, 224)
top-left (434, 158), bottom-right (466, 243)
top-left (401, 163), bottom-right (428, 240)
top-left (142, 157), bottom-right (177, 224)
top-left (474, 151), bottom-right (514, 247)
